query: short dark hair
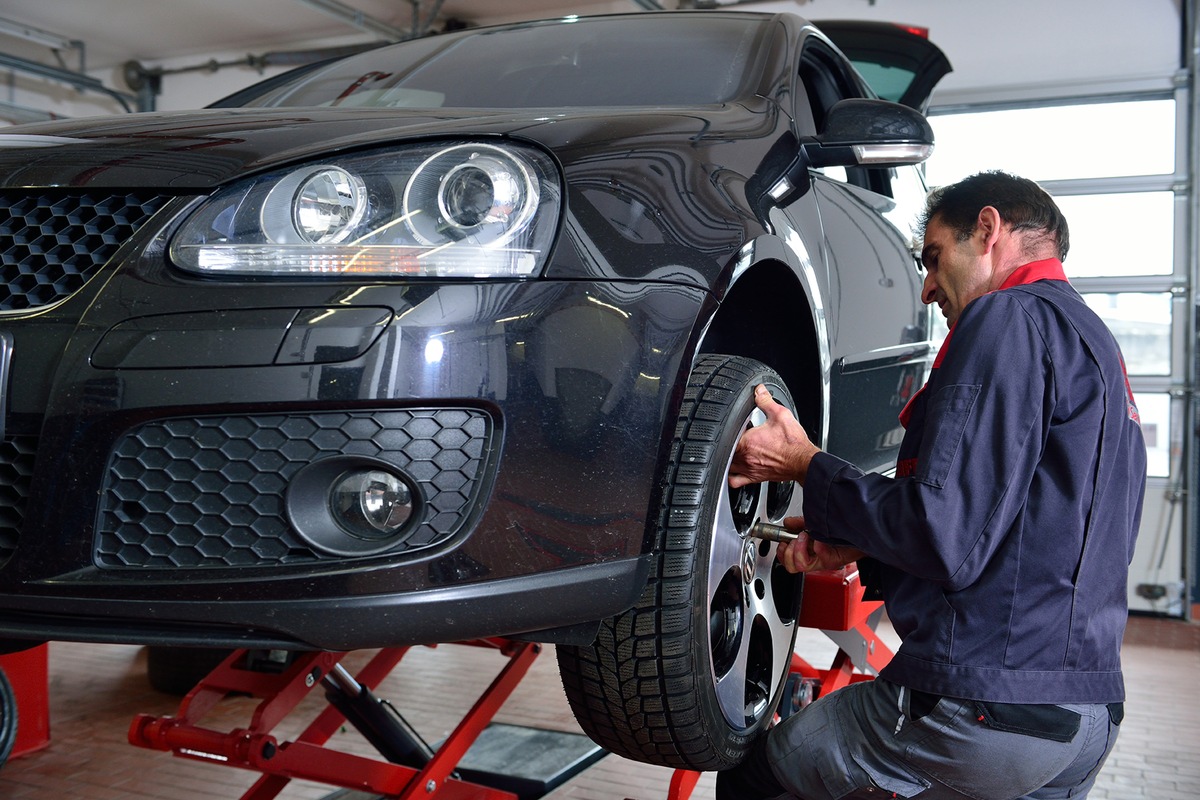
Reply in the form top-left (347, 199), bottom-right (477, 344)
top-left (919, 171), bottom-right (1070, 261)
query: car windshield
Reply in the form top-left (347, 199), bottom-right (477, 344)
top-left (237, 15), bottom-right (772, 109)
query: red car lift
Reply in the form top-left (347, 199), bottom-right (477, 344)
top-left (128, 565), bottom-right (893, 800)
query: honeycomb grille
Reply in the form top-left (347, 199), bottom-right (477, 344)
top-left (96, 409), bottom-right (494, 569)
top-left (0, 436), bottom-right (37, 568)
top-left (0, 192), bottom-right (171, 311)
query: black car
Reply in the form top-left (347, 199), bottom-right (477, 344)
top-left (0, 12), bottom-right (948, 769)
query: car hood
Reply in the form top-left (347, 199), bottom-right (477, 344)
top-left (0, 105), bottom-right (757, 190)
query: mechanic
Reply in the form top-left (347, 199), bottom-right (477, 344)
top-left (720, 170), bottom-right (1147, 800)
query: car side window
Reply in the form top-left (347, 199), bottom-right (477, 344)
top-left (797, 37), bottom-right (895, 198)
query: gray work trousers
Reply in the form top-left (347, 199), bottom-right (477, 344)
top-left (716, 678), bottom-right (1120, 800)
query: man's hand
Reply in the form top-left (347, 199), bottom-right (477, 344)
top-left (773, 517), bottom-right (866, 574)
top-left (729, 385), bottom-right (821, 488)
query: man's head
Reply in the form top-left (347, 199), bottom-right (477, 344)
top-left (917, 171), bottom-right (1069, 327)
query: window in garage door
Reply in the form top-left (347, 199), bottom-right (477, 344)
top-left (923, 94), bottom-right (1191, 618)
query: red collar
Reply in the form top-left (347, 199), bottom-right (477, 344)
top-left (997, 258), bottom-right (1068, 290)
top-left (933, 258), bottom-right (1067, 366)
top-left (900, 258), bottom-right (1069, 429)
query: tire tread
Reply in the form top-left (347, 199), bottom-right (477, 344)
top-left (558, 355), bottom-right (776, 769)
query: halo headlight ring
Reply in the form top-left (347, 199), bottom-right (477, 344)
top-left (404, 143), bottom-right (539, 247)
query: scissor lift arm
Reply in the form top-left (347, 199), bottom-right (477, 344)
top-left (127, 565), bottom-right (892, 800)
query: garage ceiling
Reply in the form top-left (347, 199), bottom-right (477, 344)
top-left (0, 0), bottom-right (669, 69)
top-left (0, 0), bottom-right (1188, 116)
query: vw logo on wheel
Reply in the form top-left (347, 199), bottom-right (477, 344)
top-left (741, 540), bottom-right (757, 584)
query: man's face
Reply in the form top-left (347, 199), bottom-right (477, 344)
top-left (919, 215), bottom-right (992, 328)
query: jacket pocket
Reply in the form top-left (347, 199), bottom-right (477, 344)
top-left (914, 383), bottom-right (980, 488)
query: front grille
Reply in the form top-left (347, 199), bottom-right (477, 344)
top-left (0, 435), bottom-right (37, 568)
top-left (95, 409), bottom-right (495, 569)
top-left (0, 192), bottom-right (171, 311)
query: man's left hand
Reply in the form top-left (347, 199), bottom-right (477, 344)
top-left (775, 518), bottom-right (866, 573)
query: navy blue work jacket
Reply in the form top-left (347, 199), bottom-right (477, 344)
top-left (803, 259), bottom-right (1147, 704)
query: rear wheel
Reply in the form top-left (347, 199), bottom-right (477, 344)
top-left (0, 667), bottom-right (16, 769)
top-left (146, 646), bottom-right (232, 695)
top-left (558, 354), bottom-right (803, 769)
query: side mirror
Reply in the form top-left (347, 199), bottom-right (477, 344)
top-left (758, 98), bottom-right (934, 209)
top-left (802, 98), bottom-right (934, 168)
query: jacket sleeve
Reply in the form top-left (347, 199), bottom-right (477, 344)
top-left (803, 292), bottom-right (1052, 591)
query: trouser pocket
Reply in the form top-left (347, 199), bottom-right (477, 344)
top-left (974, 701), bottom-right (1081, 742)
top-left (902, 698), bottom-right (1084, 800)
top-left (768, 682), bottom-right (931, 800)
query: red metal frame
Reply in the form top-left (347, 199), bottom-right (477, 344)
top-left (0, 643), bottom-right (51, 759)
top-left (129, 638), bottom-right (539, 800)
top-left (127, 565), bottom-right (889, 800)
top-left (791, 563), bottom-right (893, 689)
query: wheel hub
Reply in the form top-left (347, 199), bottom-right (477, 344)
top-left (740, 540), bottom-right (756, 585)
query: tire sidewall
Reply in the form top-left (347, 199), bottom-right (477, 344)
top-left (683, 357), bottom-right (797, 764)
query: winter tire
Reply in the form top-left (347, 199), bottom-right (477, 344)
top-left (558, 354), bottom-right (803, 769)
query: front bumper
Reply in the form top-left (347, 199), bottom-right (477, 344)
top-left (0, 554), bottom-right (654, 650)
top-left (0, 201), bottom-right (710, 650)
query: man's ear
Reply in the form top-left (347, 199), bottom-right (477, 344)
top-left (976, 206), bottom-right (1003, 254)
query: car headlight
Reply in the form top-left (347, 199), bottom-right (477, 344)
top-left (170, 141), bottom-right (561, 278)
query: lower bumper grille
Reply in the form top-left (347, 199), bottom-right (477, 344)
top-left (0, 435), bottom-right (37, 569)
top-left (95, 408), bottom-right (495, 569)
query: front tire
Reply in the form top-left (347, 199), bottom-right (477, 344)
top-left (558, 354), bottom-right (803, 769)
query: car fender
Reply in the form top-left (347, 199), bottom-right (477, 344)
top-left (701, 227), bottom-right (832, 449)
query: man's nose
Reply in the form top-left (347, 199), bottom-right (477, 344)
top-left (921, 272), bottom-right (938, 305)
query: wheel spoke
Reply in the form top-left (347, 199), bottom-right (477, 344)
top-left (749, 548), bottom-right (798, 685)
top-left (706, 500), bottom-right (744, 592)
top-left (708, 425), bottom-right (798, 728)
top-left (713, 611), bottom-right (753, 718)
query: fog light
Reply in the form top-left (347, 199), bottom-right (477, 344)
top-left (331, 469), bottom-right (413, 540)
top-left (286, 457), bottom-right (422, 557)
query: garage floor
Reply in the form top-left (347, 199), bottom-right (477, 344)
top-left (0, 615), bottom-right (1196, 800)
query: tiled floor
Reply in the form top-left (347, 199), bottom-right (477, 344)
top-left (0, 614), bottom-right (1196, 800)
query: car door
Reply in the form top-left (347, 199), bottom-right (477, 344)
top-left (791, 25), bottom-right (950, 473)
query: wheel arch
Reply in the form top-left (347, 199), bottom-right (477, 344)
top-left (698, 257), bottom-right (826, 445)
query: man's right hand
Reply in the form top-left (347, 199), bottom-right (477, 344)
top-left (729, 385), bottom-right (821, 488)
